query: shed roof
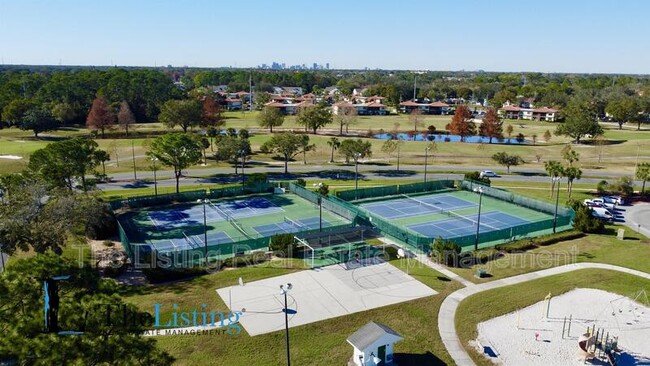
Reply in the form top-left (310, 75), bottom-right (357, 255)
top-left (347, 321), bottom-right (403, 350)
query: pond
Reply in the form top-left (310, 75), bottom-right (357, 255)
top-left (373, 132), bottom-right (526, 144)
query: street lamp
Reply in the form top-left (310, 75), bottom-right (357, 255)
top-left (552, 176), bottom-right (561, 233)
top-left (196, 199), bottom-right (209, 261)
top-left (473, 187), bottom-right (484, 251)
top-left (354, 152), bottom-right (362, 200)
top-left (424, 145), bottom-right (431, 184)
top-left (131, 140), bottom-right (137, 180)
top-left (280, 283), bottom-right (293, 366)
top-left (240, 149), bottom-right (246, 190)
top-left (150, 157), bottom-right (159, 197)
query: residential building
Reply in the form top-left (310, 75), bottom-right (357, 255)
top-left (497, 104), bottom-right (560, 122)
top-left (398, 100), bottom-right (450, 115)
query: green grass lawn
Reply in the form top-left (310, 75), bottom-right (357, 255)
top-left (118, 219), bottom-right (650, 366)
top-left (446, 226), bottom-right (650, 283)
top-left (2, 116), bottom-right (649, 174)
top-left (120, 255), bottom-right (460, 366)
top-left (456, 269), bottom-right (650, 366)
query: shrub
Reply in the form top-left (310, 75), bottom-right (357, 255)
top-left (142, 266), bottom-right (208, 283)
top-left (596, 180), bottom-right (609, 195)
top-left (609, 176), bottom-right (634, 198)
top-left (571, 204), bottom-right (604, 233)
top-left (295, 178), bottom-right (306, 187)
top-left (269, 233), bottom-right (296, 257)
top-left (431, 236), bottom-right (462, 267)
top-left (464, 171), bottom-right (491, 185)
top-left (516, 133), bottom-right (525, 143)
top-left (317, 183), bottom-right (329, 196)
top-left (222, 253), bottom-right (269, 268)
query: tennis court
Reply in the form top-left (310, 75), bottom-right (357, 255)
top-left (118, 192), bottom-right (352, 257)
top-left (361, 194), bottom-right (476, 220)
top-left (253, 217), bottom-right (332, 237)
top-left (407, 211), bottom-right (529, 239)
top-left (356, 189), bottom-right (558, 248)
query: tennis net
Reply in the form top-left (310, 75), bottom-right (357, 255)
top-left (401, 194), bottom-right (445, 214)
top-left (284, 216), bottom-right (305, 230)
top-left (209, 201), bottom-right (231, 220)
top-left (228, 216), bottom-right (252, 238)
top-left (183, 232), bottom-right (201, 248)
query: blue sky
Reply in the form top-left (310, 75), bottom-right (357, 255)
top-left (1, 0), bottom-right (649, 73)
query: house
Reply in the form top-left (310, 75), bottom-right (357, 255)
top-left (497, 104), bottom-right (560, 122)
top-left (324, 86), bottom-right (342, 96)
top-left (235, 91), bottom-right (251, 102)
top-left (333, 100), bottom-right (387, 116)
top-left (225, 98), bottom-right (243, 111)
top-left (398, 100), bottom-right (449, 115)
top-left (429, 101), bottom-right (451, 115)
top-left (347, 321), bottom-right (403, 366)
top-left (332, 101), bottom-right (354, 115)
top-left (263, 100), bottom-right (299, 115)
top-left (398, 100), bottom-right (422, 114)
top-left (272, 86), bottom-right (303, 96)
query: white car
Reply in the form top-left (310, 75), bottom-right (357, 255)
top-left (585, 198), bottom-right (616, 210)
top-left (591, 207), bottom-right (614, 222)
top-left (603, 196), bottom-right (625, 205)
top-left (480, 170), bottom-right (498, 178)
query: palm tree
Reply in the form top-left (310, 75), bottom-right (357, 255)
top-left (544, 160), bottom-right (564, 197)
top-left (327, 137), bottom-right (340, 163)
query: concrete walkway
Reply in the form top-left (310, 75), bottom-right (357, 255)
top-left (376, 237), bottom-right (475, 287)
top-left (438, 262), bottom-right (650, 366)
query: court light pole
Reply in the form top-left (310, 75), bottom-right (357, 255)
top-left (552, 176), bottom-right (561, 233)
top-left (151, 157), bottom-right (159, 197)
top-left (318, 196), bottom-right (323, 232)
top-left (354, 152), bottom-right (361, 200)
top-left (280, 283), bottom-right (293, 366)
top-left (240, 149), bottom-right (246, 190)
top-left (473, 187), bottom-right (484, 251)
top-left (197, 199), bottom-right (208, 261)
top-left (131, 140), bottom-right (137, 180)
top-left (424, 145), bottom-right (431, 184)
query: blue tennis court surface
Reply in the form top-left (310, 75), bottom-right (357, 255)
top-left (408, 211), bottom-right (529, 239)
top-left (218, 197), bottom-right (284, 220)
top-left (253, 217), bottom-right (330, 237)
top-left (360, 194), bottom-right (476, 220)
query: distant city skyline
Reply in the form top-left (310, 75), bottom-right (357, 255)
top-left (1, 0), bottom-right (650, 74)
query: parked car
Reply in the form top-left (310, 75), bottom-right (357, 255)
top-left (480, 170), bottom-right (498, 178)
top-left (586, 198), bottom-right (616, 210)
top-left (584, 201), bottom-right (615, 214)
top-left (603, 196), bottom-right (625, 205)
top-left (591, 207), bottom-right (614, 222)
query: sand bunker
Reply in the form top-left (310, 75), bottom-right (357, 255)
top-left (475, 288), bottom-right (650, 365)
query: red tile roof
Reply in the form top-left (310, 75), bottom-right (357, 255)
top-left (264, 101), bottom-right (288, 107)
top-left (366, 102), bottom-right (386, 108)
top-left (501, 105), bottom-right (521, 112)
top-left (533, 107), bottom-right (559, 113)
top-left (399, 101), bottom-right (420, 106)
top-left (429, 101), bottom-right (449, 107)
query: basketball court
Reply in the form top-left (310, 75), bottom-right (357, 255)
top-left (216, 259), bottom-right (437, 336)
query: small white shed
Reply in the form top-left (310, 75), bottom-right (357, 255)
top-left (347, 321), bottom-right (403, 365)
